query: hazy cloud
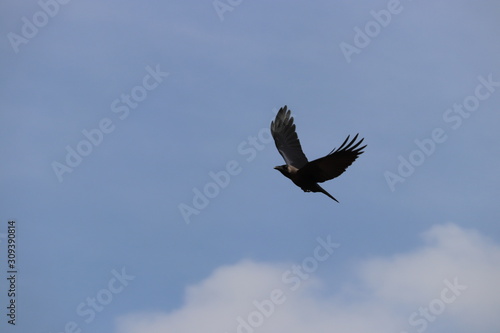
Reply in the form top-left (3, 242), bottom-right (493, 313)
top-left (116, 223), bottom-right (500, 333)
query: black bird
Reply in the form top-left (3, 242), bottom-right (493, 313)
top-left (271, 105), bottom-right (366, 202)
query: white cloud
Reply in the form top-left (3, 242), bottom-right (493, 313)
top-left (115, 223), bottom-right (500, 333)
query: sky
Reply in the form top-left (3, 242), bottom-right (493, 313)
top-left (1, 1), bottom-right (499, 332)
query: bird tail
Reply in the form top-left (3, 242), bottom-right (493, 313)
top-left (315, 184), bottom-right (339, 203)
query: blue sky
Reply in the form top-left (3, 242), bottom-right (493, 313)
top-left (1, 1), bottom-right (500, 332)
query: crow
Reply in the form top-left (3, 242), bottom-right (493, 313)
top-left (271, 105), bottom-right (366, 202)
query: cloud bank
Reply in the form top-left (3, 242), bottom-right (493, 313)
top-left (116, 223), bottom-right (500, 333)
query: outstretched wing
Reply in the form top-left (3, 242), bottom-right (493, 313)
top-left (270, 105), bottom-right (309, 169)
top-left (298, 134), bottom-right (366, 182)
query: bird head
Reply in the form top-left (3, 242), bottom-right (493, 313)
top-left (274, 165), bottom-right (291, 177)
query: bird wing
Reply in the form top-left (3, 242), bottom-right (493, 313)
top-left (270, 106), bottom-right (309, 169)
top-left (298, 134), bottom-right (366, 182)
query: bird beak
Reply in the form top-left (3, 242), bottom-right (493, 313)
top-left (273, 166), bottom-right (279, 170)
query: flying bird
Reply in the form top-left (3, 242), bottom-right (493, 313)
top-left (271, 105), bottom-right (366, 202)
